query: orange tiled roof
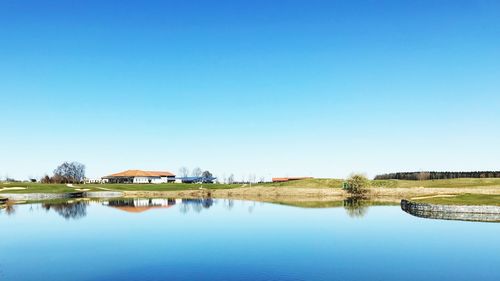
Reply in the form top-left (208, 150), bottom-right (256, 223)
top-left (272, 178), bottom-right (289, 182)
top-left (272, 177), bottom-right (313, 182)
top-left (105, 170), bottom-right (175, 178)
top-left (148, 171), bottom-right (175, 177)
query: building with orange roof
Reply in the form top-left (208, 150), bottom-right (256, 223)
top-left (102, 169), bottom-right (175, 184)
top-left (271, 177), bottom-right (313, 182)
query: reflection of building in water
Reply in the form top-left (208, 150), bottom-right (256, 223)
top-left (104, 198), bottom-right (177, 213)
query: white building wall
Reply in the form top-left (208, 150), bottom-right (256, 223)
top-left (133, 176), bottom-right (167, 184)
top-left (133, 177), bottom-right (152, 184)
top-left (84, 178), bottom-right (108, 184)
top-left (159, 177), bottom-right (171, 183)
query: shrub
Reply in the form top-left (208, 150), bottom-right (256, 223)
top-left (345, 174), bottom-right (369, 197)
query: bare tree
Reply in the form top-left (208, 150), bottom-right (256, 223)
top-left (192, 167), bottom-right (202, 177)
top-left (179, 167), bottom-right (189, 178)
top-left (227, 174), bottom-right (235, 184)
top-left (248, 174), bottom-right (256, 184)
top-left (41, 175), bottom-right (52, 184)
top-left (53, 162), bottom-right (85, 183)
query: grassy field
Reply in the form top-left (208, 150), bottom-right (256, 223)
top-left (414, 194), bottom-right (500, 206)
top-left (0, 183), bottom-right (87, 193)
top-left (257, 178), bottom-right (500, 189)
top-left (1, 178), bottom-right (500, 193)
top-left (1, 178), bottom-right (500, 205)
top-left (0, 182), bottom-right (244, 193)
top-left (0, 179), bottom-right (344, 194)
top-left (256, 178), bottom-right (344, 188)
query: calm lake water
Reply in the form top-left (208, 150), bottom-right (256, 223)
top-left (1, 198), bottom-right (499, 281)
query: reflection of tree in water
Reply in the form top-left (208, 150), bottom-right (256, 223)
top-left (179, 198), bottom-right (214, 214)
top-left (42, 201), bottom-right (88, 220)
top-left (224, 199), bottom-right (234, 210)
top-left (343, 197), bottom-right (368, 218)
top-left (1, 203), bottom-right (16, 216)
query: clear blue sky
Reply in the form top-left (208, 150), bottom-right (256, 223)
top-left (1, 0), bottom-right (499, 180)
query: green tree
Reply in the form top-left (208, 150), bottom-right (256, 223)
top-left (202, 170), bottom-right (213, 178)
top-left (345, 174), bottom-right (369, 197)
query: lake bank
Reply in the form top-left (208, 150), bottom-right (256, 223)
top-left (3, 186), bottom-right (499, 206)
top-left (122, 186), bottom-right (500, 204)
top-left (2, 178), bottom-right (500, 205)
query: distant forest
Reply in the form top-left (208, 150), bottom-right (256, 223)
top-left (374, 171), bottom-right (500, 181)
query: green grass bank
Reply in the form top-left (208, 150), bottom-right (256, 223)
top-left (1, 178), bottom-right (500, 206)
top-left (414, 194), bottom-right (500, 206)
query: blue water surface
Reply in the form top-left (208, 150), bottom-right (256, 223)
top-left (0, 199), bottom-right (498, 281)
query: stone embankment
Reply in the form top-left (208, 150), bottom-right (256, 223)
top-left (401, 199), bottom-right (500, 222)
top-left (0, 191), bottom-right (123, 201)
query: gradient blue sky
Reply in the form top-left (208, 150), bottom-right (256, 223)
top-left (1, 0), bottom-right (499, 180)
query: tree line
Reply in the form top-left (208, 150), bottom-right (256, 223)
top-left (374, 171), bottom-right (500, 181)
top-left (178, 166), bottom-right (265, 184)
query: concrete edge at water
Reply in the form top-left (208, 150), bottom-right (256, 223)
top-left (0, 191), bottom-right (124, 201)
top-left (400, 199), bottom-right (500, 222)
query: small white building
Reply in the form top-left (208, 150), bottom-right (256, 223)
top-left (83, 178), bottom-right (108, 184)
top-left (102, 170), bottom-right (175, 184)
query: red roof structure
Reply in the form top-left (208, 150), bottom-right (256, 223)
top-left (104, 170), bottom-right (175, 178)
top-left (272, 177), bottom-right (313, 182)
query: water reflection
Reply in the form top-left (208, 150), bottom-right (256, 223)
top-left (105, 198), bottom-right (176, 213)
top-left (343, 197), bottom-right (369, 218)
top-left (179, 198), bottom-right (214, 213)
top-left (42, 201), bottom-right (88, 220)
top-left (223, 199), bottom-right (235, 210)
top-left (2, 199), bottom-right (499, 281)
top-left (1, 203), bottom-right (16, 216)
top-left (105, 198), bottom-right (227, 214)
top-left (1, 197), bottom-right (378, 220)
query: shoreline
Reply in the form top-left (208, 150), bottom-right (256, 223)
top-left (122, 185), bottom-right (500, 198)
top-left (3, 186), bottom-right (500, 205)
